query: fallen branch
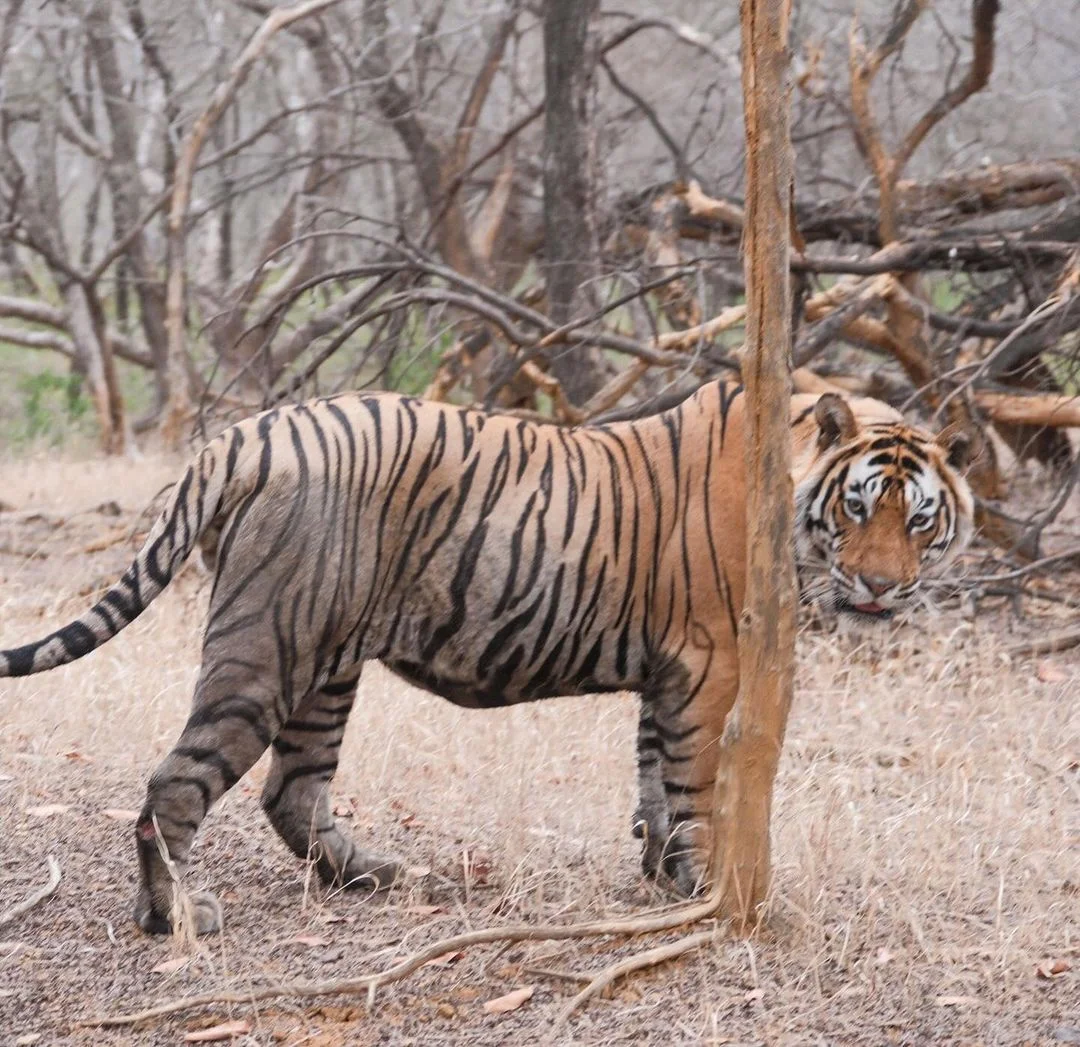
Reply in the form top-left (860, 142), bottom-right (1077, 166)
top-left (791, 238), bottom-right (1077, 275)
top-left (548, 928), bottom-right (718, 1038)
top-left (581, 359), bottom-right (652, 420)
top-left (794, 274), bottom-right (893, 366)
top-left (87, 889), bottom-right (727, 1028)
top-left (935, 263), bottom-right (1079, 418)
top-left (973, 391), bottom-right (1080, 429)
top-left (1004, 626), bottom-right (1080, 659)
top-left (796, 158), bottom-right (1080, 244)
top-left (654, 302), bottom-right (746, 351)
top-left (0, 856), bottom-right (61, 930)
top-left (678, 179), bottom-right (745, 228)
top-left (965, 548), bottom-right (1080, 584)
top-left (791, 368), bottom-right (845, 396)
top-left (519, 362), bottom-right (583, 424)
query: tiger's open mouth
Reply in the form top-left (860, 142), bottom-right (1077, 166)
top-left (841, 600), bottom-right (894, 619)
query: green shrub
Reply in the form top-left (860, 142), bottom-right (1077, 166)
top-left (18, 370), bottom-right (90, 442)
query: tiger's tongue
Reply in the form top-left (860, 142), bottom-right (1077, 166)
top-left (854, 601), bottom-right (885, 614)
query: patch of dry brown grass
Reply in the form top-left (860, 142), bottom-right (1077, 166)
top-left (0, 452), bottom-right (1076, 1045)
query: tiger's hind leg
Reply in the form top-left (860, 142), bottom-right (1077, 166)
top-left (261, 678), bottom-right (402, 892)
top-left (134, 665), bottom-right (284, 935)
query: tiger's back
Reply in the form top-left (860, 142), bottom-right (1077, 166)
top-left (203, 389), bottom-right (744, 708)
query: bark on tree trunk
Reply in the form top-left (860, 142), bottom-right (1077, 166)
top-left (62, 282), bottom-right (127, 455)
top-left (710, 0), bottom-right (797, 930)
top-left (542, 0), bottom-right (605, 403)
top-left (86, 0), bottom-right (170, 422)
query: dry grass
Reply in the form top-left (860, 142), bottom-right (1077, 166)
top-left (0, 452), bottom-right (1077, 1045)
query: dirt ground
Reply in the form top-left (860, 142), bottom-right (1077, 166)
top-left (0, 452), bottom-right (1077, 1046)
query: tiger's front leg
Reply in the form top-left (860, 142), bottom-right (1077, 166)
top-left (632, 701), bottom-right (669, 879)
top-left (640, 659), bottom-right (739, 897)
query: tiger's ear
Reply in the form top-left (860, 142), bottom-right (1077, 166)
top-left (936, 424), bottom-right (972, 471)
top-left (814, 393), bottom-right (857, 452)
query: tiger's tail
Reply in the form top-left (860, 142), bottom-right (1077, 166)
top-left (0, 439), bottom-right (235, 678)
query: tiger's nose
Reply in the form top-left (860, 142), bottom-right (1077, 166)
top-left (861, 575), bottom-right (895, 596)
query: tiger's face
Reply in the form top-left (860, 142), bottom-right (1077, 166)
top-left (794, 394), bottom-right (974, 617)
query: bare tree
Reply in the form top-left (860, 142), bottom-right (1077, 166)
top-left (709, 0), bottom-right (797, 930)
top-left (541, 0), bottom-right (604, 402)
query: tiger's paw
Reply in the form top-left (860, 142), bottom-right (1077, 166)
top-left (660, 851), bottom-right (712, 898)
top-left (641, 842), bottom-right (709, 899)
top-left (322, 849), bottom-right (403, 893)
top-left (134, 889), bottom-right (222, 936)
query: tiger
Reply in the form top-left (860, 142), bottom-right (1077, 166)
top-left (0, 381), bottom-right (974, 935)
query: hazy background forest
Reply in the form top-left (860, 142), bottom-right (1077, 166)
top-left (1, 0), bottom-right (1078, 487)
top-left (1, 2), bottom-right (1078, 1044)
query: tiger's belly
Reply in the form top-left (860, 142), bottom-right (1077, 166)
top-left (376, 603), bottom-right (647, 709)
top-left (375, 613), bottom-right (643, 708)
top-left (380, 657), bottom-right (628, 707)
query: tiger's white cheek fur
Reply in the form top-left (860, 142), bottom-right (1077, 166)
top-left (905, 469), bottom-right (958, 569)
top-left (794, 476), bottom-right (839, 570)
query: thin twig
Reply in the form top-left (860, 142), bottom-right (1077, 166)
top-left (963, 548), bottom-right (1080, 584)
top-left (0, 856), bottom-right (62, 930)
top-left (522, 965), bottom-right (594, 984)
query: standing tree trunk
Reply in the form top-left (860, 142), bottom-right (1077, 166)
top-left (710, 0), bottom-right (797, 929)
top-left (542, 0), bottom-right (605, 403)
top-left (86, 0), bottom-right (170, 424)
top-left (62, 282), bottom-right (127, 455)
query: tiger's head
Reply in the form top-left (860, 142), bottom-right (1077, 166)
top-left (793, 393), bottom-right (975, 618)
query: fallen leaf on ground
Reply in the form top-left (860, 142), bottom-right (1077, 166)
top-left (466, 853), bottom-right (493, 884)
top-left (1037, 663), bottom-right (1067, 684)
top-left (423, 950), bottom-right (465, 968)
top-left (184, 1020), bottom-right (251, 1042)
top-left (26, 804), bottom-right (71, 818)
top-left (102, 808), bottom-right (139, 822)
top-left (406, 904), bottom-right (443, 916)
top-left (285, 935), bottom-right (328, 948)
top-left (483, 986), bottom-right (534, 1014)
top-left (152, 956), bottom-right (190, 975)
top-left (1036, 959), bottom-right (1072, 979)
top-left (935, 995), bottom-right (980, 1007)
